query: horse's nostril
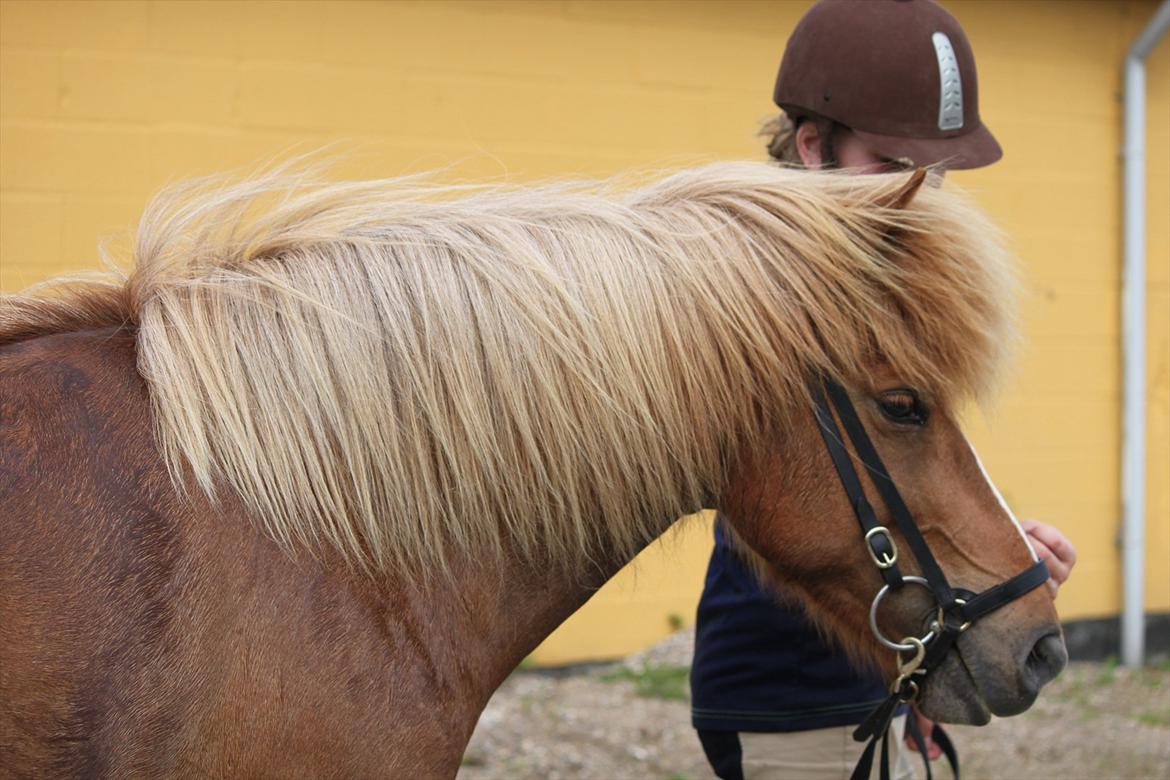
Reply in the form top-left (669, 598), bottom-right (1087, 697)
top-left (1025, 632), bottom-right (1068, 690)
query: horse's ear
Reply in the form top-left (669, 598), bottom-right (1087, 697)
top-left (878, 168), bottom-right (929, 210)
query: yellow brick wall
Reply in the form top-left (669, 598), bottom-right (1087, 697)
top-left (1, 0), bottom-right (1167, 665)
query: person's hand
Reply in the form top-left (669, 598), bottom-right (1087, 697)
top-left (904, 707), bottom-right (941, 760)
top-left (1021, 519), bottom-right (1076, 598)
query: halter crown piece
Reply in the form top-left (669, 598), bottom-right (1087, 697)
top-left (809, 376), bottom-right (1050, 780)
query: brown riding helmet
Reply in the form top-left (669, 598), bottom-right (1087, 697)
top-left (774, 0), bottom-right (1001, 170)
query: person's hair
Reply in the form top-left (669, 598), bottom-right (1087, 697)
top-left (760, 112), bottom-right (802, 164)
top-left (760, 111), bottom-right (842, 169)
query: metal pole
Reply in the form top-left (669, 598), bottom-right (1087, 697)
top-left (1121, 0), bottom-right (1170, 668)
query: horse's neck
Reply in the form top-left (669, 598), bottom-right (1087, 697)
top-left (381, 539), bottom-right (649, 730)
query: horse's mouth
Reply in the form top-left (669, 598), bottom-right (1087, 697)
top-left (906, 606), bottom-right (992, 723)
top-left (916, 645), bottom-right (993, 725)
top-left (922, 627), bottom-right (1066, 724)
top-left (953, 644), bottom-right (994, 723)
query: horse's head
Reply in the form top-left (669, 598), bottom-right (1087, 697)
top-left (721, 364), bottom-right (1066, 726)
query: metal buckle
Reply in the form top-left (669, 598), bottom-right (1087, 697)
top-left (864, 526), bottom-right (899, 569)
top-left (869, 575), bottom-right (937, 651)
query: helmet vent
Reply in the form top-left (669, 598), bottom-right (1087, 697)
top-left (932, 32), bottom-right (964, 131)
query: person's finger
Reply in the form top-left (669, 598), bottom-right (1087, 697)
top-left (1022, 521), bottom-right (1076, 587)
top-left (1022, 520), bottom-right (1078, 570)
top-left (1045, 554), bottom-right (1071, 586)
top-left (1030, 535), bottom-right (1072, 588)
top-left (1027, 536), bottom-right (1063, 596)
top-left (904, 711), bottom-right (942, 760)
top-left (1030, 535), bottom-right (1054, 559)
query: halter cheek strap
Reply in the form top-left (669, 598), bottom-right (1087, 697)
top-left (809, 376), bottom-right (1050, 780)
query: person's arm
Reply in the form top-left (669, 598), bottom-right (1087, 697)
top-left (907, 519), bottom-right (1077, 757)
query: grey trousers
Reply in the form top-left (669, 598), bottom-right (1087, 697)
top-left (700, 714), bottom-right (918, 780)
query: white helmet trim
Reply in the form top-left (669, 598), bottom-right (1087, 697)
top-left (932, 32), bottom-right (964, 131)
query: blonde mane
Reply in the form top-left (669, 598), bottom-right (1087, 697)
top-left (0, 162), bottom-right (1016, 579)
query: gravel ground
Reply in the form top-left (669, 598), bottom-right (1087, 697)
top-left (458, 629), bottom-right (1170, 780)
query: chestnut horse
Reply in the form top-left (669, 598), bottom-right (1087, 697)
top-left (0, 163), bottom-right (1064, 778)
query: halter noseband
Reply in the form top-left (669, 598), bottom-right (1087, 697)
top-left (810, 376), bottom-right (1050, 780)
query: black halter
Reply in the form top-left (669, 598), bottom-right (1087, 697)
top-left (810, 376), bottom-right (1050, 780)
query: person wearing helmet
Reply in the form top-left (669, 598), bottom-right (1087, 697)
top-left (689, 2), bottom-right (1077, 779)
top-left (770, 0), bottom-right (1001, 171)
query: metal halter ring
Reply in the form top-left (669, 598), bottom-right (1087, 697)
top-left (930, 597), bottom-right (973, 636)
top-left (952, 597), bottom-right (973, 632)
top-left (869, 575), bottom-right (938, 652)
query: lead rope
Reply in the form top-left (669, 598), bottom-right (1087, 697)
top-left (809, 376), bottom-right (1050, 780)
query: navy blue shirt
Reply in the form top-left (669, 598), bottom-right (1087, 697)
top-left (691, 519), bottom-right (895, 732)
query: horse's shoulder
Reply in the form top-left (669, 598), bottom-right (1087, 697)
top-left (0, 327), bottom-right (188, 776)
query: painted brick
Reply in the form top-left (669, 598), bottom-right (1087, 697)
top-left (144, 0), bottom-right (331, 62)
top-left (0, 193), bottom-right (63, 290)
top-left (543, 84), bottom-right (711, 154)
top-left (468, 146), bottom-right (660, 180)
top-left (1014, 339), bottom-right (1119, 399)
top-left (970, 449), bottom-right (1113, 516)
top-left (61, 53), bottom-right (236, 124)
top-left (632, 25), bottom-right (779, 91)
top-left (0, 0), bottom-right (149, 51)
top-left (978, 56), bottom-right (1118, 123)
top-left (969, 116), bottom-right (1118, 188)
top-left (239, 62), bottom-right (412, 133)
top-left (565, 0), bottom-right (781, 35)
top-left (445, 1), bottom-right (571, 20)
top-left (1013, 229), bottom-right (1121, 286)
top-left (146, 128), bottom-right (325, 187)
top-left (992, 398), bottom-right (1121, 462)
top-left (313, 139), bottom-right (487, 180)
top-left (60, 193), bottom-right (141, 273)
top-left (564, 0), bottom-right (675, 27)
top-left (1054, 559), bottom-right (1122, 620)
top-left (397, 6), bottom-right (639, 85)
top-left (699, 94), bottom-right (778, 157)
top-left (280, 3), bottom-right (645, 88)
top-left (1145, 19), bottom-right (1167, 533)
top-left (0, 258), bottom-right (56, 293)
top-left (0, 49), bottom-right (60, 119)
top-left (0, 121), bottom-right (149, 193)
top-left (957, 0), bottom-right (1128, 68)
top-left (311, 1), bottom-right (419, 70)
top-left (1022, 285), bottom-right (1121, 339)
top-left (393, 73), bottom-right (555, 144)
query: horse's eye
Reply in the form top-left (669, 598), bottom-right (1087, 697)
top-left (877, 390), bottom-right (928, 426)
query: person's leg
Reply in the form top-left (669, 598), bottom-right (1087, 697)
top-left (733, 715), bottom-right (916, 780)
top-left (696, 729), bottom-right (745, 780)
top-left (889, 714), bottom-right (918, 780)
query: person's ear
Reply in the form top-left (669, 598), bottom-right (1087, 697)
top-left (794, 121), bottom-right (823, 168)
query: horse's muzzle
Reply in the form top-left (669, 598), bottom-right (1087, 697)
top-left (1023, 630), bottom-right (1067, 695)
